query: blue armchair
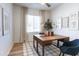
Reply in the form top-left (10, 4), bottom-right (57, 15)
top-left (59, 39), bottom-right (79, 56)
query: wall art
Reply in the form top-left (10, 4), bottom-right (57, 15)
top-left (69, 12), bottom-right (79, 30)
top-left (2, 9), bottom-right (10, 36)
top-left (61, 16), bottom-right (69, 28)
top-left (0, 7), bottom-right (2, 37)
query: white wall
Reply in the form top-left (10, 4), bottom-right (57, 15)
top-left (44, 10), bottom-right (51, 22)
top-left (51, 3), bottom-right (79, 41)
top-left (0, 3), bottom-right (13, 55)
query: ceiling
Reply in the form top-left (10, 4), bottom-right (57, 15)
top-left (15, 3), bottom-right (62, 10)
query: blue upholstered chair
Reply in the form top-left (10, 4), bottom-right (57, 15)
top-left (59, 39), bottom-right (79, 56)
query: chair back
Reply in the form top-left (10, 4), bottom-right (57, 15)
top-left (70, 39), bottom-right (79, 47)
top-left (61, 39), bottom-right (79, 55)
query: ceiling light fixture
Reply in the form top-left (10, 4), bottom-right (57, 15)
top-left (45, 3), bottom-right (51, 7)
top-left (40, 3), bottom-right (51, 7)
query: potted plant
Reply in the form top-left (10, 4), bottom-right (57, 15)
top-left (44, 19), bottom-right (53, 36)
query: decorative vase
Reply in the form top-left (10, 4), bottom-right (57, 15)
top-left (48, 32), bottom-right (54, 36)
top-left (48, 31), bottom-right (50, 36)
top-left (51, 32), bottom-right (54, 36)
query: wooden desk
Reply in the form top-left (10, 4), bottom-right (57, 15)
top-left (33, 34), bottom-right (69, 56)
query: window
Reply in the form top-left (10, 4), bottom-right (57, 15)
top-left (26, 14), bottom-right (41, 32)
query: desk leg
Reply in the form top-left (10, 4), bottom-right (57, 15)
top-left (42, 45), bottom-right (44, 56)
top-left (57, 40), bottom-right (59, 47)
top-left (33, 39), bottom-right (35, 49)
top-left (36, 41), bottom-right (38, 53)
top-left (33, 39), bottom-right (40, 56)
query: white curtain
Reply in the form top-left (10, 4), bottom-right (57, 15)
top-left (20, 7), bottom-right (28, 43)
top-left (40, 10), bottom-right (46, 32)
top-left (26, 9), bottom-right (41, 33)
top-left (13, 6), bottom-right (51, 43)
top-left (25, 9), bottom-right (42, 41)
top-left (13, 5), bottom-right (28, 43)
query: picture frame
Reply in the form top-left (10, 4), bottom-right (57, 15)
top-left (69, 12), bottom-right (79, 30)
top-left (2, 9), bottom-right (10, 36)
top-left (55, 17), bottom-right (61, 29)
top-left (0, 7), bottom-right (3, 37)
top-left (61, 16), bottom-right (69, 28)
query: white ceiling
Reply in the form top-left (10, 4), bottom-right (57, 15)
top-left (15, 3), bottom-right (62, 10)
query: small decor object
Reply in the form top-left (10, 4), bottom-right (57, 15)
top-left (0, 7), bottom-right (2, 37)
top-left (44, 19), bottom-right (53, 36)
top-left (51, 32), bottom-right (54, 36)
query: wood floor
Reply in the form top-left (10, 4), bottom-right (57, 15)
top-left (8, 43), bottom-right (24, 56)
top-left (9, 41), bottom-right (79, 56)
top-left (8, 41), bottom-right (61, 56)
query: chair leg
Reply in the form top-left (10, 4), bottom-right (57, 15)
top-left (62, 53), bottom-right (64, 56)
top-left (57, 40), bottom-right (59, 47)
top-left (72, 54), bottom-right (76, 56)
top-left (59, 52), bottom-right (61, 56)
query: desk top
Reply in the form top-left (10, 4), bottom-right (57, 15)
top-left (34, 34), bottom-right (69, 41)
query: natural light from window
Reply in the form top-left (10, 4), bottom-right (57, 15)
top-left (26, 15), bottom-right (41, 32)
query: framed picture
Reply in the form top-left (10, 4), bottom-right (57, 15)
top-left (69, 12), bottom-right (79, 30)
top-left (2, 9), bottom-right (10, 36)
top-left (55, 17), bottom-right (61, 29)
top-left (0, 7), bottom-right (2, 37)
top-left (52, 18), bottom-right (57, 29)
top-left (61, 16), bottom-right (69, 28)
top-left (57, 18), bottom-right (62, 29)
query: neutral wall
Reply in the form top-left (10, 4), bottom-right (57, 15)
top-left (0, 3), bottom-right (13, 55)
top-left (44, 10), bottom-right (51, 22)
top-left (51, 3), bottom-right (79, 41)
